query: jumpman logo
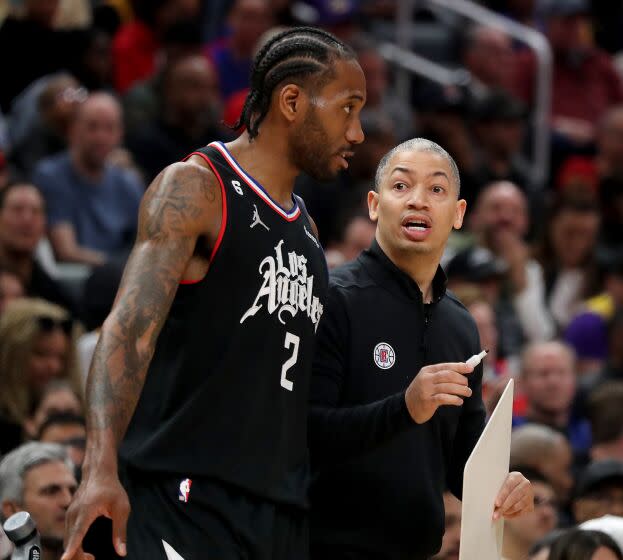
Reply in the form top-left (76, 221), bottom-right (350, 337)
top-left (250, 204), bottom-right (269, 231)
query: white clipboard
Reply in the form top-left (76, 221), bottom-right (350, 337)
top-left (459, 379), bottom-right (514, 560)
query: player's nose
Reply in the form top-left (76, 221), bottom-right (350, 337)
top-left (346, 117), bottom-right (364, 145)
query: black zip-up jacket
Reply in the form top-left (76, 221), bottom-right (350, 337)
top-left (308, 240), bottom-right (486, 560)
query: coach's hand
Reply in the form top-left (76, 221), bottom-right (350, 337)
top-left (404, 362), bottom-right (474, 424)
top-left (493, 471), bottom-right (534, 520)
top-left (62, 470), bottom-right (130, 560)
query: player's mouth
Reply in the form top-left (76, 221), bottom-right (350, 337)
top-left (401, 215), bottom-right (432, 241)
top-left (336, 150), bottom-right (354, 169)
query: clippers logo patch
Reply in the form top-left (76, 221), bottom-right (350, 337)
top-left (374, 342), bottom-right (396, 370)
top-left (178, 478), bottom-right (192, 503)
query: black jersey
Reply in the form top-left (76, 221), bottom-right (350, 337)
top-left (119, 141), bottom-right (328, 507)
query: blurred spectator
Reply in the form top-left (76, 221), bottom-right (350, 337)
top-left (0, 149), bottom-right (8, 190)
top-left (462, 25), bottom-right (517, 97)
top-left (9, 73), bottom-right (86, 178)
top-left (122, 19), bottom-right (203, 138)
top-left (597, 106), bottom-right (623, 248)
top-left (23, 379), bottom-right (83, 440)
top-left (462, 292), bottom-right (522, 415)
top-left (53, 0), bottom-right (91, 30)
top-left (415, 83), bottom-right (474, 180)
top-left (528, 529), bottom-right (568, 560)
top-left (445, 245), bottom-right (526, 360)
top-left (514, 0), bottom-right (623, 148)
top-left (38, 412), bottom-right (86, 468)
top-left (33, 92), bottom-right (142, 265)
top-left (0, 111), bottom-right (7, 152)
top-left (431, 491), bottom-right (461, 560)
top-left (468, 181), bottom-right (555, 343)
top-left (205, 0), bottom-right (275, 102)
top-left (593, 310), bottom-right (623, 385)
top-left (324, 213), bottom-right (375, 269)
top-left (500, 0), bottom-right (538, 27)
top-left (0, 442), bottom-right (77, 560)
top-left (112, 0), bottom-right (200, 93)
top-left (446, 246), bottom-right (507, 306)
top-left (0, 0), bottom-right (83, 113)
top-left (588, 383), bottom-right (623, 463)
top-left (0, 182), bottom-right (77, 313)
top-left (535, 198), bottom-right (601, 329)
top-left (515, 341), bottom-right (591, 457)
top-left (564, 312), bottom-right (609, 378)
top-left (555, 155), bottom-right (600, 201)
top-left (72, 26), bottom-right (114, 91)
top-left (0, 264), bottom-right (24, 315)
top-left (573, 460), bottom-right (623, 523)
top-left (451, 285), bottom-right (515, 404)
top-left (351, 36), bottom-right (414, 142)
top-left (548, 528), bottom-right (623, 560)
top-left (0, 298), bottom-right (81, 455)
top-left (581, 516), bottom-right (623, 555)
top-left (503, 467), bottom-right (558, 560)
top-left (582, 251), bottom-right (623, 322)
top-left (463, 91), bottom-right (532, 208)
top-left (77, 259), bottom-right (124, 382)
top-left (511, 423), bottom-right (574, 505)
top-left (127, 53), bottom-right (224, 182)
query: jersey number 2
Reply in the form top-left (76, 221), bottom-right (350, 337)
top-left (280, 332), bottom-right (300, 391)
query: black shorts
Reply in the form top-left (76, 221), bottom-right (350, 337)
top-left (120, 468), bottom-right (308, 560)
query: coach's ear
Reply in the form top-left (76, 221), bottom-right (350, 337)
top-left (368, 190), bottom-right (379, 222)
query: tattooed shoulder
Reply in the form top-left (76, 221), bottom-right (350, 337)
top-left (139, 160), bottom-right (222, 243)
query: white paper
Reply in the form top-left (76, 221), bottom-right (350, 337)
top-left (459, 379), bottom-right (514, 560)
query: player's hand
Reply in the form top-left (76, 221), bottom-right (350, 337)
top-left (493, 471), bottom-right (534, 520)
top-left (62, 470), bottom-right (130, 560)
top-left (404, 362), bottom-right (474, 424)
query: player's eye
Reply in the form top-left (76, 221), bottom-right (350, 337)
top-left (344, 105), bottom-right (352, 115)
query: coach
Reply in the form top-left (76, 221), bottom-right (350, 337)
top-left (308, 139), bottom-right (533, 560)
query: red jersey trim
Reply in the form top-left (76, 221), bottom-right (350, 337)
top-left (179, 151), bottom-right (228, 285)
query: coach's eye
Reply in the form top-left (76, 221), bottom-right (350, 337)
top-left (394, 182), bottom-right (407, 191)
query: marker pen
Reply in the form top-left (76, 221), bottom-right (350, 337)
top-left (466, 349), bottom-right (489, 368)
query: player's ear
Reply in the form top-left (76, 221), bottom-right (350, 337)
top-left (368, 190), bottom-right (379, 222)
top-left (278, 83), bottom-right (307, 124)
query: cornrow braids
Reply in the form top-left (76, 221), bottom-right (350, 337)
top-left (230, 26), bottom-right (356, 139)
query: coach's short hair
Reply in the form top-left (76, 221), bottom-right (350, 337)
top-left (374, 138), bottom-right (461, 195)
top-left (0, 442), bottom-right (73, 520)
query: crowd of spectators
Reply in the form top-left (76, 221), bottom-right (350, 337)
top-left (1, 0), bottom-right (623, 558)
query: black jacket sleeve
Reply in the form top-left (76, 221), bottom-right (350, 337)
top-left (308, 286), bottom-right (414, 466)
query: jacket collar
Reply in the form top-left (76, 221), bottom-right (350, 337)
top-left (359, 238), bottom-right (447, 304)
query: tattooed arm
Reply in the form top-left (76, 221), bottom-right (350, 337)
top-left (63, 159), bottom-right (221, 560)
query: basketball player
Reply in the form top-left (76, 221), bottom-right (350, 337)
top-left (62, 27), bottom-right (365, 560)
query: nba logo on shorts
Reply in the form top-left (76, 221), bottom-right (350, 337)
top-left (178, 478), bottom-right (192, 503)
top-left (373, 342), bottom-right (395, 370)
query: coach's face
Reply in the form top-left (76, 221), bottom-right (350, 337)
top-left (368, 149), bottom-right (466, 258)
